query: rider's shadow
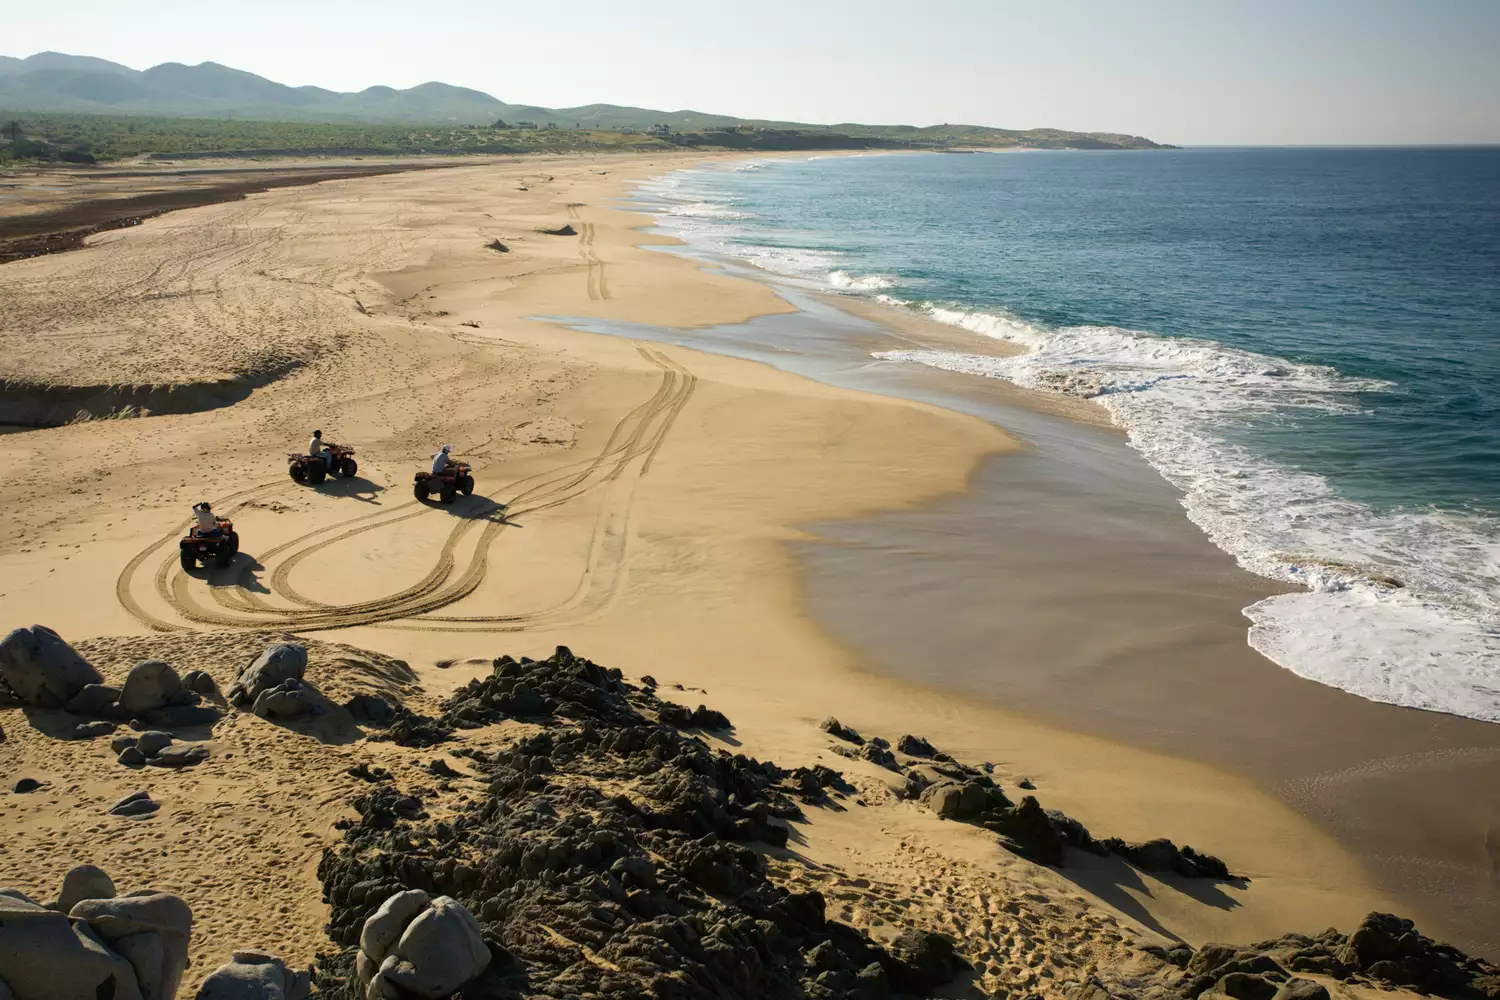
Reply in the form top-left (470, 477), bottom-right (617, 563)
top-left (210, 554), bottom-right (270, 594)
top-left (314, 475), bottom-right (385, 505)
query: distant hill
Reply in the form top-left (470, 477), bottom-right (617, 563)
top-left (0, 51), bottom-right (1170, 149)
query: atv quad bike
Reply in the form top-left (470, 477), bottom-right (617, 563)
top-left (180, 518), bottom-right (239, 570)
top-left (288, 444), bottom-right (357, 485)
top-left (414, 461), bottom-right (474, 504)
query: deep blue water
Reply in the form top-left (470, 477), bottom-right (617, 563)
top-left (639, 148), bottom-right (1500, 721)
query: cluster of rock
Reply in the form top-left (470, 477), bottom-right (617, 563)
top-left (315, 646), bottom-right (964, 999)
top-left (356, 890), bottom-right (490, 999)
top-left (0, 864), bottom-right (311, 999)
top-left (112, 730), bottom-right (210, 769)
top-left (0, 864), bottom-right (191, 1000)
top-left (0, 625), bottom-right (223, 737)
top-left (1089, 912), bottom-right (1500, 1000)
top-left (820, 717), bottom-right (1229, 878)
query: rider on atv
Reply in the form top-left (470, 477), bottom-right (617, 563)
top-left (309, 430), bottom-right (333, 473)
top-left (191, 501), bottom-right (221, 538)
top-left (432, 443), bottom-right (455, 476)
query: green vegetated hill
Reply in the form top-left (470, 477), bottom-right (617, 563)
top-left (0, 51), bottom-right (1171, 152)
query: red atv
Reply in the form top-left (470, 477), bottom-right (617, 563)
top-left (288, 445), bottom-right (357, 485)
top-left (180, 518), bottom-right (239, 570)
top-left (413, 462), bottom-right (474, 504)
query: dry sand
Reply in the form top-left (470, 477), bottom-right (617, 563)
top-left (0, 151), bottom-right (1434, 992)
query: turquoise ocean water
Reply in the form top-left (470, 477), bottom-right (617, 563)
top-left (635, 148), bottom-right (1500, 722)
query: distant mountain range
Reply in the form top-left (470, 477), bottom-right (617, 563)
top-left (0, 52), bottom-right (1169, 149)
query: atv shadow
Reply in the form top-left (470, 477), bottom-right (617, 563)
top-left (415, 493), bottom-right (509, 523)
top-left (203, 553), bottom-right (269, 594)
top-left (310, 475), bottom-right (384, 505)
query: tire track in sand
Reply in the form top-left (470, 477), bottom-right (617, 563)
top-left (115, 346), bottom-right (693, 634)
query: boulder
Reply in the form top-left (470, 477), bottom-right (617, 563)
top-left (66, 683), bottom-right (122, 717)
top-left (146, 704), bottom-right (222, 728)
top-left (359, 890), bottom-right (431, 964)
top-left (251, 679), bottom-right (313, 720)
top-left (180, 670), bottom-right (224, 705)
top-left (344, 694), bottom-right (395, 725)
top-left (53, 864), bottom-right (116, 913)
top-left (1218, 972), bottom-right (1280, 1000)
top-left (1272, 979), bottom-right (1331, 1000)
top-left (137, 732), bottom-right (175, 757)
top-left (110, 791), bottom-right (158, 817)
top-left (119, 661), bottom-right (183, 717)
top-left (11, 779), bottom-right (40, 794)
top-left (114, 932), bottom-right (166, 1000)
top-left (70, 893), bottom-right (192, 1000)
top-left (111, 735), bottom-right (139, 754)
top-left (990, 796), bottom-right (1065, 866)
top-left (896, 734), bottom-right (937, 757)
top-left (0, 894), bottom-right (145, 1000)
top-left (73, 720), bottom-right (118, 740)
top-left (819, 716), bottom-right (864, 744)
top-left (0, 625), bottom-right (102, 708)
top-left (118, 747), bottom-right (147, 768)
top-left (919, 780), bottom-right (988, 820)
top-left (229, 644), bottom-right (307, 707)
top-left (378, 896), bottom-right (490, 999)
top-left (150, 744), bottom-right (210, 768)
top-left (194, 949), bottom-right (310, 999)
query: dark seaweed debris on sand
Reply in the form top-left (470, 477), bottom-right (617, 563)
top-left (316, 646), bottom-right (965, 999)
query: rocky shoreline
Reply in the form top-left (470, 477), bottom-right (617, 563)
top-left (3, 627), bottom-right (1499, 999)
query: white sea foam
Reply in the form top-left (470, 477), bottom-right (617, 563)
top-left (875, 310), bottom-right (1500, 722)
top-left (829, 270), bottom-right (899, 292)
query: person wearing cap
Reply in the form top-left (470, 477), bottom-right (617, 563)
top-left (191, 501), bottom-right (221, 538)
top-left (431, 443), bottom-right (455, 476)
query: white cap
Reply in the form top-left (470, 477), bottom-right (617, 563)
top-left (441, 443), bottom-right (451, 452)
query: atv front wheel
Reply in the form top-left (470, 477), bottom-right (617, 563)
top-left (340, 458), bottom-right (358, 478)
top-left (459, 475), bottom-right (474, 496)
top-left (215, 544), bottom-right (234, 569)
top-left (180, 549), bottom-right (196, 571)
top-left (227, 531), bottom-right (240, 557)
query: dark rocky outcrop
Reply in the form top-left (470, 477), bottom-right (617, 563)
top-left (314, 647), bottom-right (965, 999)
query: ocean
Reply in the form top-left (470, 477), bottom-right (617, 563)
top-left (634, 147), bottom-right (1500, 724)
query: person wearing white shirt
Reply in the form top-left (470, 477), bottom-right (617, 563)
top-left (431, 444), bottom-right (454, 476)
top-left (308, 429), bottom-right (332, 472)
top-left (191, 501), bottom-right (221, 537)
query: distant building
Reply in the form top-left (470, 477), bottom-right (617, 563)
top-left (617, 126), bottom-right (636, 134)
top-left (544, 122), bottom-right (558, 131)
top-left (647, 124), bottom-right (672, 137)
top-left (490, 118), bottom-right (511, 129)
top-left (516, 121), bottom-right (539, 131)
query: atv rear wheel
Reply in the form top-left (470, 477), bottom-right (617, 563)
top-left (180, 549), bottom-right (196, 571)
top-left (289, 465), bottom-right (307, 483)
top-left (414, 482), bottom-right (429, 502)
top-left (340, 458), bottom-right (358, 478)
top-left (440, 486), bottom-right (458, 504)
top-left (459, 475), bottom-right (474, 496)
top-left (307, 463), bottom-right (327, 485)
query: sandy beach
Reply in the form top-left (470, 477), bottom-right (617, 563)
top-left (0, 151), bottom-right (1492, 995)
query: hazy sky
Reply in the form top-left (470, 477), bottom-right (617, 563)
top-left (7, 0), bottom-right (1499, 144)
